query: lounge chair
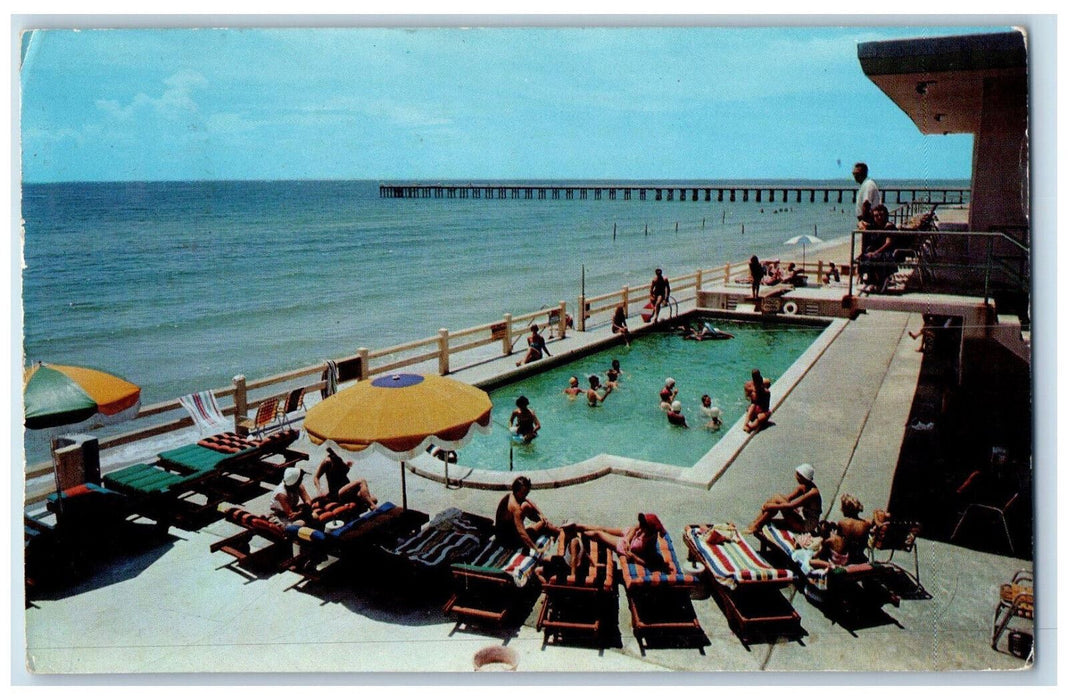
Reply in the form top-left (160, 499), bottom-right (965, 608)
top-left (210, 504), bottom-right (300, 577)
top-left (179, 390), bottom-right (230, 435)
top-left (101, 457), bottom-right (225, 531)
top-left (867, 518), bottom-right (923, 587)
top-left (278, 387), bottom-right (308, 429)
top-left (757, 523), bottom-right (899, 614)
top-left (682, 524), bottom-right (801, 645)
top-left (618, 531), bottom-right (704, 652)
top-left (283, 502), bottom-right (429, 582)
top-left (444, 533), bottom-right (552, 629)
top-left (535, 531), bottom-right (618, 646)
top-left (385, 508), bottom-right (492, 574)
top-left (160, 429), bottom-right (307, 485)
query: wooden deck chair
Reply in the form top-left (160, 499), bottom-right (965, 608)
top-left (683, 524), bottom-right (801, 645)
top-left (238, 396), bottom-right (282, 439)
top-left (444, 534), bottom-right (551, 629)
top-left (758, 524), bottom-right (900, 614)
top-left (618, 531), bottom-right (705, 652)
top-left (210, 504), bottom-right (299, 577)
top-left (535, 531), bottom-right (618, 646)
top-left (992, 570), bottom-right (1034, 655)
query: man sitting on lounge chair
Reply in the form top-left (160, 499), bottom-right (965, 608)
top-left (494, 476), bottom-right (561, 554)
top-left (268, 467), bottom-right (313, 527)
top-left (312, 447), bottom-right (379, 512)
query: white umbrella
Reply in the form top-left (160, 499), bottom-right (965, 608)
top-left (783, 234), bottom-right (823, 271)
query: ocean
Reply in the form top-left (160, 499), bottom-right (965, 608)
top-left (19, 178), bottom-right (962, 463)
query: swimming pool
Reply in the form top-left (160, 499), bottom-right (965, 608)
top-left (456, 318), bottom-right (826, 470)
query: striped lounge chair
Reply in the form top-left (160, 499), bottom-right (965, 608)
top-left (283, 502), bottom-right (429, 582)
top-left (535, 531), bottom-right (618, 645)
top-left (758, 523), bottom-right (900, 612)
top-left (444, 533), bottom-right (552, 628)
top-left (618, 531), bottom-right (705, 651)
top-left (682, 524), bottom-right (801, 645)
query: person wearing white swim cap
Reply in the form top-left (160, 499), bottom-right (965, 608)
top-left (659, 377), bottom-right (678, 410)
top-left (666, 400), bottom-right (689, 428)
top-left (745, 463), bottom-right (823, 535)
top-left (268, 466), bottom-right (312, 527)
top-left (700, 394), bottom-right (723, 430)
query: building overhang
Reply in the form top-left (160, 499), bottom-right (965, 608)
top-left (857, 31), bottom-right (1027, 135)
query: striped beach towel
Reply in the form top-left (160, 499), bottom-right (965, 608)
top-left (683, 524), bottom-right (794, 590)
top-left (760, 524), bottom-right (873, 591)
top-left (460, 534), bottom-right (551, 587)
top-left (619, 532), bottom-right (698, 588)
top-left (391, 527), bottom-right (483, 568)
top-left (179, 390), bottom-right (228, 434)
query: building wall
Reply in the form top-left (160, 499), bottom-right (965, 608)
top-left (970, 75), bottom-right (1029, 241)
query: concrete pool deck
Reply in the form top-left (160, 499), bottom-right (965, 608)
top-left (21, 305), bottom-right (1036, 677)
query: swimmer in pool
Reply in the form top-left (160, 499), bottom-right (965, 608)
top-left (605, 359), bottom-right (623, 388)
top-left (666, 400), bottom-right (689, 428)
top-left (586, 374), bottom-right (611, 406)
top-left (684, 322), bottom-right (735, 341)
top-left (659, 378), bottom-right (678, 411)
top-left (563, 376), bottom-right (583, 399)
top-left (699, 394), bottom-right (723, 431)
top-left (509, 396), bottom-right (540, 444)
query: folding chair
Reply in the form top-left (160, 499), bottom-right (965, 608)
top-left (180, 390), bottom-right (230, 435)
top-left (992, 570), bottom-right (1033, 655)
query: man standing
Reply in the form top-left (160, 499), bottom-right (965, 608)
top-left (648, 268), bottom-right (671, 323)
top-left (853, 162), bottom-right (881, 228)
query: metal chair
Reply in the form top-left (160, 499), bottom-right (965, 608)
top-left (992, 570), bottom-right (1033, 653)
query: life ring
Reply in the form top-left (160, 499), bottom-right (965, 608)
top-left (782, 301), bottom-right (799, 315)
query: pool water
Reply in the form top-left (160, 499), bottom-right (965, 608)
top-left (456, 319), bottom-right (825, 470)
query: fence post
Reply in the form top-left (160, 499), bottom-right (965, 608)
top-left (232, 375), bottom-right (248, 432)
top-left (438, 328), bottom-right (450, 375)
top-left (816, 260), bottom-right (824, 282)
top-left (358, 348), bottom-right (369, 380)
top-left (557, 301), bottom-right (567, 338)
top-left (622, 285), bottom-right (630, 316)
top-left (696, 268), bottom-right (703, 292)
top-left (503, 314), bottom-right (513, 355)
top-left (724, 263), bottom-right (731, 283)
top-left (578, 295), bottom-right (586, 332)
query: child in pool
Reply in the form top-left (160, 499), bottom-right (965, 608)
top-left (699, 394), bottom-right (722, 430)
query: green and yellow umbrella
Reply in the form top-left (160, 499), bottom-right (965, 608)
top-left (23, 362), bottom-right (141, 430)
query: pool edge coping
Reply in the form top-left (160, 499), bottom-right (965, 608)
top-left (408, 314), bottom-right (850, 491)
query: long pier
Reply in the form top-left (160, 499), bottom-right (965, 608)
top-left (379, 182), bottom-right (970, 205)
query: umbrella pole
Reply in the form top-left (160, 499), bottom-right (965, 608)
top-left (400, 460), bottom-right (407, 510)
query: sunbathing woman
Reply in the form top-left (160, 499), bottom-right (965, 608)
top-left (837, 494), bottom-right (891, 564)
top-left (516, 324), bottom-right (551, 366)
top-left (573, 513), bottom-right (667, 570)
top-left (312, 447), bottom-right (379, 512)
top-left (745, 463), bottom-right (823, 535)
top-left (743, 369), bottom-right (772, 433)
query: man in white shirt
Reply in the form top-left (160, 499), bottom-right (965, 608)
top-left (853, 162), bottom-right (881, 228)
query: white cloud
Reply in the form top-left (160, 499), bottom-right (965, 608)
top-left (95, 69), bottom-right (207, 123)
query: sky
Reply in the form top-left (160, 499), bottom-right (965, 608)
top-left (18, 23), bottom-right (1015, 183)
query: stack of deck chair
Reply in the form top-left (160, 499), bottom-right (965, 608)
top-left (101, 429), bottom-right (307, 531)
top-left (618, 531), bottom-right (705, 652)
top-left (444, 533), bottom-right (552, 629)
top-left (682, 524), bottom-right (802, 645)
top-left (536, 531), bottom-right (618, 646)
top-left (758, 523), bottom-right (900, 614)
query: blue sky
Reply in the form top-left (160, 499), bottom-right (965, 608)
top-left (19, 25), bottom-right (1010, 183)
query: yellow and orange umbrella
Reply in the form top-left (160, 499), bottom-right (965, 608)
top-left (23, 362), bottom-right (141, 430)
top-left (304, 373), bottom-right (492, 507)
